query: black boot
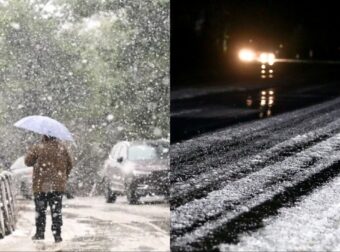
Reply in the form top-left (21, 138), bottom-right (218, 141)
top-left (53, 229), bottom-right (62, 243)
top-left (32, 229), bottom-right (45, 240)
top-left (54, 235), bottom-right (62, 243)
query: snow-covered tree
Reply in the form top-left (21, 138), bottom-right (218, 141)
top-left (0, 0), bottom-right (169, 194)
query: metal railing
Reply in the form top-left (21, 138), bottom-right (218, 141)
top-left (0, 171), bottom-right (16, 239)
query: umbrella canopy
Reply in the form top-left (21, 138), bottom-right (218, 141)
top-left (14, 115), bottom-right (74, 142)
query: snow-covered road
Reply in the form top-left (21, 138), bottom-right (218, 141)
top-left (171, 96), bottom-right (340, 251)
top-left (220, 174), bottom-right (340, 251)
top-left (0, 196), bottom-right (169, 251)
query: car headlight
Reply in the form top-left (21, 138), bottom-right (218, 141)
top-left (258, 52), bottom-right (276, 65)
top-left (239, 49), bottom-right (256, 62)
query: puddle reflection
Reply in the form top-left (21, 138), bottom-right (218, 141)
top-left (260, 64), bottom-right (274, 79)
top-left (246, 89), bottom-right (275, 118)
top-left (260, 89), bottom-right (275, 118)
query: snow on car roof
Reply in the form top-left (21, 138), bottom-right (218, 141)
top-left (10, 156), bottom-right (30, 170)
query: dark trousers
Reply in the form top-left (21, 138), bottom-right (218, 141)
top-left (34, 192), bottom-right (63, 235)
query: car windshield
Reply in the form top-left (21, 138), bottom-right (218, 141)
top-left (128, 145), bottom-right (158, 161)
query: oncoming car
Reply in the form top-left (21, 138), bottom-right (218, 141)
top-left (101, 140), bottom-right (170, 204)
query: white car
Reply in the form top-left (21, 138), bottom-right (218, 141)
top-left (101, 140), bottom-right (170, 204)
top-left (9, 156), bottom-right (33, 199)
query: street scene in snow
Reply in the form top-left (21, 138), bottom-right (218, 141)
top-left (0, 0), bottom-right (169, 251)
top-left (171, 1), bottom-right (340, 251)
top-left (2, 197), bottom-right (169, 251)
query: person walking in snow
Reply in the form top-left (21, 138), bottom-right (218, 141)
top-left (25, 135), bottom-right (73, 243)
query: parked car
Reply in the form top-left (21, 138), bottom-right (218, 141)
top-left (9, 156), bottom-right (75, 199)
top-left (101, 140), bottom-right (170, 204)
top-left (9, 156), bottom-right (33, 199)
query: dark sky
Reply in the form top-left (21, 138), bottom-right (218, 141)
top-left (171, 0), bottom-right (340, 81)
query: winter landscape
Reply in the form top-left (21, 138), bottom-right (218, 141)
top-left (171, 1), bottom-right (340, 251)
top-left (0, 0), bottom-right (169, 251)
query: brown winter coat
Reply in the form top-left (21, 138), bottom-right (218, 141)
top-left (25, 139), bottom-right (73, 193)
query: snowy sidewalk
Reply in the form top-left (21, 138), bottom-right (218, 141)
top-left (0, 196), bottom-right (169, 251)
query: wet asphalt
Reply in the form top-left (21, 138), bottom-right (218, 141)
top-left (171, 64), bottom-right (340, 143)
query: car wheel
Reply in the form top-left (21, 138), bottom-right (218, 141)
top-left (127, 187), bottom-right (139, 205)
top-left (105, 186), bottom-right (117, 203)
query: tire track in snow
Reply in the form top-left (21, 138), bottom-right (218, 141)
top-left (172, 135), bottom-right (340, 250)
top-left (171, 97), bottom-right (340, 251)
top-left (171, 98), bottom-right (340, 185)
top-left (219, 170), bottom-right (340, 251)
top-left (171, 116), bottom-right (340, 208)
top-left (171, 97), bottom-right (340, 168)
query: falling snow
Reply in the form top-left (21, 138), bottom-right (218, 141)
top-left (0, 0), bottom-right (169, 250)
top-left (0, 0), bottom-right (169, 194)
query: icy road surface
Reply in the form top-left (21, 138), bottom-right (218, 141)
top-left (220, 174), bottom-right (340, 251)
top-left (171, 97), bottom-right (340, 251)
top-left (0, 196), bottom-right (169, 251)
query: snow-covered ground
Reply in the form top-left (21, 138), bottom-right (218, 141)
top-left (1, 196), bottom-right (169, 251)
top-left (171, 96), bottom-right (340, 251)
top-left (220, 174), bottom-right (340, 251)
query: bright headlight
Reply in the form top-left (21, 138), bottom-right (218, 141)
top-left (258, 52), bottom-right (276, 65)
top-left (259, 53), bottom-right (268, 63)
top-left (268, 53), bottom-right (276, 65)
top-left (239, 49), bottom-right (256, 62)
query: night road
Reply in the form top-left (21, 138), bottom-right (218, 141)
top-left (171, 94), bottom-right (340, 251)
top-left (170, 0), bottom-right (340, 251)
top-left (171, 64), bottom-right (340, 143)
